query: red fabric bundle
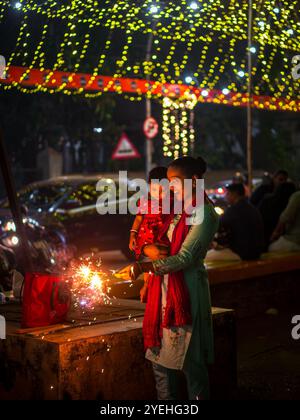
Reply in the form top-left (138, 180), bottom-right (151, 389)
top-left (21, 272), bottom-right (70, 328)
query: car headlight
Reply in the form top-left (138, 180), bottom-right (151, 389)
top-left (2, 218), bottom-right (34, 232)
top-left (214, 206), bottom-right (224, 216)
top-left (3, 221), bottom-right (16, 232)
top-left (2, 235), bottom-right (19, 247)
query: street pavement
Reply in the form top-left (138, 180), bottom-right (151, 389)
top-left (235, 308), bottom-right (300, 400)
top-left (99, 251), bottom-right (300, 400)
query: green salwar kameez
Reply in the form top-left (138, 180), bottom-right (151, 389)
top-left (148, 203), bottom-right (219, 399)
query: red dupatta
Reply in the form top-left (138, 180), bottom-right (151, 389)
top-left (142, 210), bottom-right (193, 350)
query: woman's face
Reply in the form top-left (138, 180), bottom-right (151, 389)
top-left (167, 166), bottom-right (195, 202)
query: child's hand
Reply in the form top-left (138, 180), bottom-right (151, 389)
top-left (129, 233), bottom-right (137, 251)
top-left (140, 283), bottom-right (148, 303)
top-left (143, 244), bottom-right (169, 260)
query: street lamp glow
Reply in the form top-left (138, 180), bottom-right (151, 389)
top-left (185, 76), bottom-right (193, 84)
top-left (149, 5), bottom-right (159, 14)
top-left (201, 90), bottom-right (209, 97)
top-left (14, 2), bottom-right (22, 9)
top-left (250, 46), bottom-right (257, 53)
top-left (238, 70), bottom-right (245, 78)
top-left (189, 2), bottom-right (199, 10)
top-left (222, 88), bottom-right (230, 95)
top-left (93, 127), bottom-right (103, 133)
top-left (273, 7), bottom-right (280, 14)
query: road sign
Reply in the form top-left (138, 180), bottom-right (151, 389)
top-left (143, 117), bottom-right (159, 139)
top-left (112, 133), bottom-right (141, 160)
top-left (0, 55), bottom-right (6, 80)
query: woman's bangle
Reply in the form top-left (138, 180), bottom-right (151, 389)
top-left (130, 261), bottom-right (154, 281)
top-left (130, 262), bottom-right (142, 281)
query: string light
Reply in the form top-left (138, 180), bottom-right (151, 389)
top-left (0, 0), bottom-right (298, 114)
top-left (162, 91), bottom-right (198, 159)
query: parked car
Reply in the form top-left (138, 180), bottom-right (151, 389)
top-left (0, 175), bottom-right (135, 260)
top-left (207, 175), bottom-right (263, 214)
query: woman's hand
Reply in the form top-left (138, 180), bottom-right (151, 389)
top-left (114, 264), bottom-right (134, 280)
top-left (114, 262), bottom-right (154, 281)
top-left (143, 244), bottom-right (170, 261)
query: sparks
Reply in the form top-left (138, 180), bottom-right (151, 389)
top-left (79, 265), bottom-right (91, 278)
top-left (65, 254), bottom-right (112, 310)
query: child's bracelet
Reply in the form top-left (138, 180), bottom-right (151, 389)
top-left (130, 229), bottom-right (138, 234)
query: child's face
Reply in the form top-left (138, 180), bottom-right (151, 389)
top-left (150, 182), bottom-right (167, 201)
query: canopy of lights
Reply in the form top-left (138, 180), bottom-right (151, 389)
top-left (0, 0), bottom-right (299, 157)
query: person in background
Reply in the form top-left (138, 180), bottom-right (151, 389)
top-left (232, 172), bottom-right (250, 196)
top-left (250, 170), bottom-right (289, 207)
top-left (258, 182), bottom-right (296, 249)
top-left (206, 183), bottom-right (265, 261)
top-left (269, 190), bottom-right (300, 252)
top-left (129, 166), bottom-right (169, 302)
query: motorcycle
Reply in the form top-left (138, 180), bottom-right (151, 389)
top-left (0, 243), bottom-right (25, 302)
top-left (0, 244), bottom-right (16, 292)
top-left (0, 206), bottom-right (74, 274)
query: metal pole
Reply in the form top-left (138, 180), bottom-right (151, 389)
top-left (145, 25), bottom-right (156, 176)
top-left (145, 97), bottom-right (152, 175)
top-left (247, 0), bottom-right (253, 193)
top-left (0, 127), bottom-right (33, 272)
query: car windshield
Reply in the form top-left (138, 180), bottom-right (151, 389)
top-left (1, 183), bottom-right (71, 210)
top-left (60, 179), bottom-right (137, 210)
top-left (63, 183), bottom-right (101, 208)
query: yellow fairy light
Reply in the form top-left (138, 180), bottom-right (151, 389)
top-left (0, 0), bottom-right (298, 113)
top-left (162, 90), bottom-right (198, 159)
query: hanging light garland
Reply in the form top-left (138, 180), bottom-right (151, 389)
top-left (0, 0), bottom-right (298, 111)
top-left (162, 91), bottom-right (197, 159)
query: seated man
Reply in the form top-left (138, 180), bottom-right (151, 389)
top-left (269, 191), bottom-right (300, 252)
top-left (250, 169), bottom-right (289, 207)
top-left (258, 182), bottom-right (296, 249)
top-left (206, 183), bottom-right (265, 261)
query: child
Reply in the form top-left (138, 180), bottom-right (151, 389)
top-left (129, 166), bottom-right (170, 302)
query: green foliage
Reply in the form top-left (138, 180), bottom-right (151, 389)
top-left (193, 104), bottom-right (246, 170)
top-left (253, 110), bottom-right (298, 179)
top-left (0, 90), bottom-right (118, 150)
top-left (192, 104), bottom-right (299, 180)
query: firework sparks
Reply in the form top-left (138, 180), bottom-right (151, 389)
top-left (65, 254), bottom-right (111, 310)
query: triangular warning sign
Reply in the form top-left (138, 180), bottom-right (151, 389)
top-left (112, 133), bottom-right (141, 160)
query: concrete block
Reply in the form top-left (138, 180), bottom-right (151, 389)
top-left (0, 301), bottom-right (236, 400)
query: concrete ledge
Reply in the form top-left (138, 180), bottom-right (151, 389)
top-left (207, 252), bottom-right (300, 318)
top-left (0, 301), bottom-right (236, 400)
top-left (207, 252), bottom-right (300, 284)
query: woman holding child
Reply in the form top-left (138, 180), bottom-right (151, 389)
top-left (116, 156), bottom-right (219, 400)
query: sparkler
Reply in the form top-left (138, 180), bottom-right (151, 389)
top-left (64, 254), bottom-right (111, 310)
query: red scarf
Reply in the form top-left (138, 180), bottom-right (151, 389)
top-left (143, 210), bottom-right (193, 350)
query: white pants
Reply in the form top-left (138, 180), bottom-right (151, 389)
top-left (268, 236), bottom-right (300, 252)
top-left (205, 248), bottom-right (241, 262)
